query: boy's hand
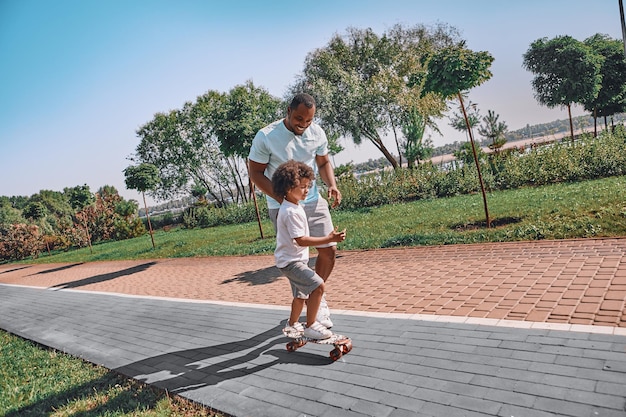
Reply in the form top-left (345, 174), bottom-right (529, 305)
top-left (329, 227), bottom-right (347, 242)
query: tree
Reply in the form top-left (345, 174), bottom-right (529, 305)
top-left (401, 108), bottom-right (434, 167)
top-left (65, 185), bottom-right (95, 253)
top-left (522, 35), bottom-right (603, 142)
top-left (133, 86), bottom-right (271, 207)
top-left (423, 42), bottom-right (494, 227)
top-left (293, 24), bottom-right (458, 169)
top-left (214, 81), bottom-right (283, 158)
top-left (124, 163), bottom-right (160, 249)
top-left (210, 81), bottom-right (283, 238)
top-left (478, 110), bottom-right (508, 153)
top-left (582, 34), bottom-right (626, 134)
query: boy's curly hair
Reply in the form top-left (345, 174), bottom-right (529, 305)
top-left (271, 160), bottom-right (315, 199)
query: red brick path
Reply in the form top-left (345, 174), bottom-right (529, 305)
top-left (1, 238), bottom-right (625, 327)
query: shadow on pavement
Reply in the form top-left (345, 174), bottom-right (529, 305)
top-left (0, 265), bottom-right (31, 274)
top-left (49, 262), bottom-right (157, 290)
top-left (29, 263), bottom-right (84, 275)
top-left (220, 257), bottom-right (322, 286)
top-left (115, 324), bottom-right (333, 394)
top-left (220, 265), bottom-right (283, 286)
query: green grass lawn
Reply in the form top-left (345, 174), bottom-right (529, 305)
top-left (0, 330), bottom-right (221, 416)
top-left (23, 175), bottom-right (626, 264)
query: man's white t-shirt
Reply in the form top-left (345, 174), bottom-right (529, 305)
top-left (248, 119), bottom-right (328, 210)
top-left (274, 200), bottom-right (309, 269)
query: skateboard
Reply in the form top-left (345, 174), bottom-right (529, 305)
top-left (282, 327), bottom-right (353, 361)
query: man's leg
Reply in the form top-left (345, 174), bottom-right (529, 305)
top-left (315, 246), bottom-right (336, 281)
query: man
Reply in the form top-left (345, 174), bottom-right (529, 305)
top-left (248, 93), bottom-right (341, 328)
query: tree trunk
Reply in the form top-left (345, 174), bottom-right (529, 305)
top-left (368, 135), bottom-right (399, 168)
top-left (567, 103), bottom-right (575, 143)
top-left (143, 192), bottom-right (156, 249)
top-left (247, 160), bottom-right (264, 239)
top-left (458, 92), bottom-right (491, 228)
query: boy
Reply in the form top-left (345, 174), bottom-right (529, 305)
top-left (271, 160), bottom-right (346, 339)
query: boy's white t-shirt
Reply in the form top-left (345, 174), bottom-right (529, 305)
top-left (248, 119), bottom-right (328, 210)
top-left (274, 200), bottom-right (309, 269)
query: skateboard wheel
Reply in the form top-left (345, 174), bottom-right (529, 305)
top-left (286, 341), bottom-right (298, 352)
top-left (341, 342), bottom-right (352, 354)
top-left (330, 348), bottom-right (343, 361)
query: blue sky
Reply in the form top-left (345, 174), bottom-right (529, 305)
top-left (0, 0), bottom-right (623, 203)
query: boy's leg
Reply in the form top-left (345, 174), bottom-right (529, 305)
top-left (290, 298), bottom-right (305, 326)
top-left (305, 284), bottom-right (324, 327)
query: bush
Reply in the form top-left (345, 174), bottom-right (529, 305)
top-left (336, 128), bottom-right (625, 211)
top-left (182, 200), bottom-right (268, 229)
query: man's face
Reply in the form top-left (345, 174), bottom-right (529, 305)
top-left (285, 103), bottom-right (315, 135)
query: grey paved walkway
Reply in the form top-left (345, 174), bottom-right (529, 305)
top-left (1, 238), bottom-right (626, 416)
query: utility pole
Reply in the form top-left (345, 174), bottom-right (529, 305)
top-left (620, 0), bottom-right (626, 57)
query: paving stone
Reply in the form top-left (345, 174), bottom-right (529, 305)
top-left (2, 238), bottom-right (626, 416)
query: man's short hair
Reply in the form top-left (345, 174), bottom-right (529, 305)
top-left (289, 93), bottom-right (316, 110)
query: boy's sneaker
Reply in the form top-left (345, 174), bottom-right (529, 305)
top-left (316, 295), bottom-right (333, 328)
top-left (303, 321), bottom-right (332, 340)
top-left (285, 321), bottom-right (304, 334)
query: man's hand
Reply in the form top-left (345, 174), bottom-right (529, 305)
top-left (328, 186), bottom-right (342, 208)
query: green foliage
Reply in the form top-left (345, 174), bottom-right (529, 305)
top-left (0, 186), bottom-right (144, 261)
top-left (582, 34), bottom-right (626, 118)
top-left (494, 131), bottom-right (626, 188)
top-left (213, 80), bottom-right (283, 158)
top-left (478, 110), bottom-right (508, 152)
top-left (65, 184), bottom-right (94, 211)
top-left (453, 141), bottom-right (487, 165)
top-left (423, 42), bottom-right (494, 98)
top-left (123, 163), bottom-right (160, 193)
top-left (523, 35), bottom-right (603, 110)
top-left (12, 175), bottom-right (626, 264)
top-left (338, 128), bottom-right (626, 210)
top-left (294, 23), bottom-right (458, 168)
top-left (183, 200), bottom-right (268, 229)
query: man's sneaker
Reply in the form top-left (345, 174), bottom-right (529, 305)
top-left (303, 321), bottom-right (332, 340)
top-left (285, 321), bottom-right (304, 334)
top-left (316, 295), bottom-right (333, 328)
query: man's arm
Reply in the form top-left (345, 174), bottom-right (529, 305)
top-left (315, 154), bottom-right (341, 208)
top-left (248, 159), bottom-right (283, 203)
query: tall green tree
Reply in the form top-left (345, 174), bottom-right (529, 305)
top-left (293, 24), bottom-right (458, 168)
top-left (582, 34), bottom-right (626, 134)
top-left (124, 163), bottom-right (160, 249)
top-left (209, 81), bottom-right (283, 238)
top-left (401, 108), bottom-right (434, 168)
top-left (522, 35), bottom-right (604, 142)
top-left (214, 81), bottom-right (283, 159)
top-left (423, 42), bottom-right (494, 227)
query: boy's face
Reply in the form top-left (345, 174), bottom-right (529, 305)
top-left (285, 177), bottom-right (311, 204)
top-left (285, 103), bottom-right (315, 136)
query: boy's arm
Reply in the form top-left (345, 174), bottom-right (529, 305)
top-left (294, 228), bottom-right (346, 247)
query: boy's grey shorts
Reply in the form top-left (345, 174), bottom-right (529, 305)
top-left (269, 197), bottom-right (336, 248)
top-left (279, 261), bottom-right (324, 299)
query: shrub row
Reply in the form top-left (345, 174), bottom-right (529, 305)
top-left (336, 128), bottom-right (625, 210)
